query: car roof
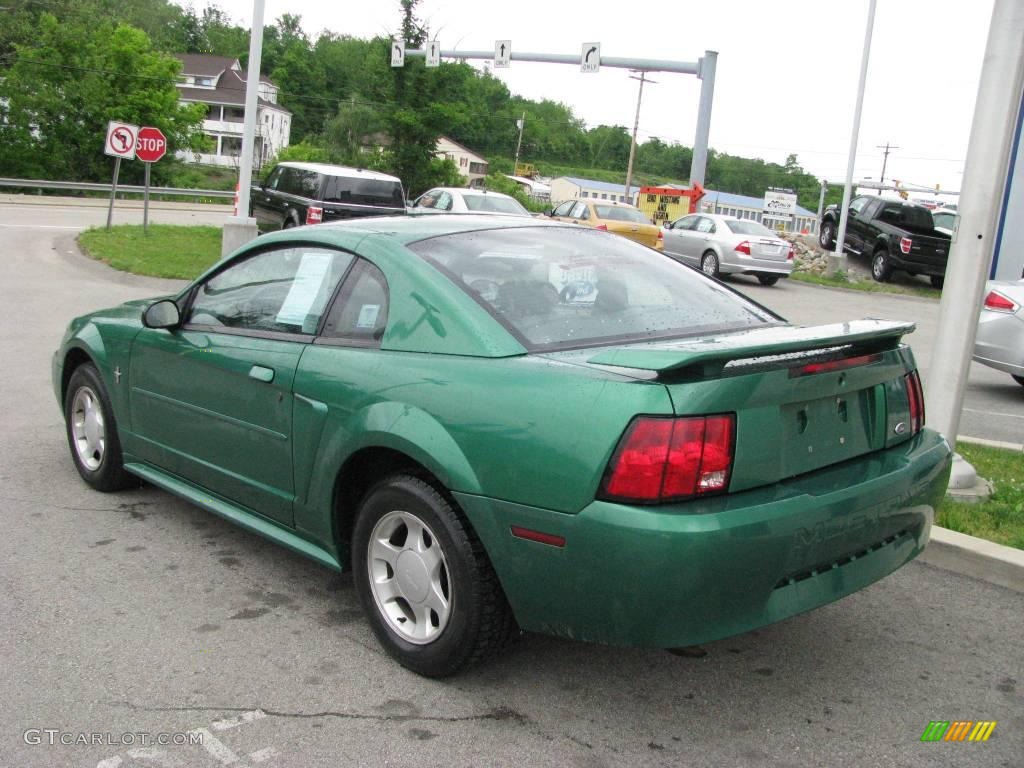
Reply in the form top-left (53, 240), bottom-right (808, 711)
top-left (276, 162), bottom-right (401, 183)
top-left (314, 212), bottom-right (563, 244)
top-left (428, 187), bottom-right (515, 199)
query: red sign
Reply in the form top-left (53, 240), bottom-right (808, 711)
top-left (135, 126), bottom-right (167, 163)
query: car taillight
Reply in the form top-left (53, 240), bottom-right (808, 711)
top-left (595, 223), bottom-right (609, 231)
top-left (983, 290), bottom-right (1018, 313)
top-left (904, 370), bottom-right (925, 435)
top-left (600, 415), bottom-right (735, 504)
top-left (658, 229), bottom-right (664, 241)
top-left (306, 206), bottom-right (323, 225)
top-left (734, 241), bottom-right (751, 255)
top-left (899, 236), bottom-right (912, 254)
top-left (787, 244), bottom-right (795, 260)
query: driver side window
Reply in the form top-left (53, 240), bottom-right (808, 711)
top-left (552, 201), bottom-right (575, 217)
top-left (849, 197), bottom-right (869, 216)
top-left (186, 247), bottom-right (354, 335)
top-left (675, 215), bottom-right (698, 230)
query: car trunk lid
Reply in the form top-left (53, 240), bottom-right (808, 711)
top-left (748, 237), bottom-right (789, 261)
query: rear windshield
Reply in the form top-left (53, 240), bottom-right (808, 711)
top-left (594, 205), bottom-right (648, 224)
top-left (408, 226), bottom-right (777, 350)
top-left (322, 176), bottom-right (405, 208)
top-left (879, 204), bottom-right (934, 229)
top-left (463, 195), bottom-right (529, 215)
top-left (725, 219), bottom-right (774, 236)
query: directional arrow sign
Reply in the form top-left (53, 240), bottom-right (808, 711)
top-left (494, 40), bottom-right (511, 68)
top-left (425, 40), bottom-right (440, 68)
top-left (580, 42), bottom-right (600, 73)
top-left (104, 121), bottom-right (138, 159)
top-left (390, 39), bottom-right (405, 67)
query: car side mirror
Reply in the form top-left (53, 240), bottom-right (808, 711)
top-left (143, 299), bottom-right (180, 329)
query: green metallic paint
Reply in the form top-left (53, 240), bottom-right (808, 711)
top-left (54, 216), bottom-right (954, 649)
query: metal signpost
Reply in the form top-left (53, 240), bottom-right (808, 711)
top-left (401, 44), bottom-right (719, 187)
top-left (135, 126), bottom-right (167, 234)
top-left (104, 121), bottom-right (138, 231)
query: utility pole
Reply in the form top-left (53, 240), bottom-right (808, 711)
top-left (876, 141), bottom-right (899, 194)
top-left (513, 112), bottom-right (525, 174)
top-left (625, 71), bottom-right (655, 202)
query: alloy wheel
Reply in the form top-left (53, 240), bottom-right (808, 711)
top-left (71, 386), bottom-right (105, 471)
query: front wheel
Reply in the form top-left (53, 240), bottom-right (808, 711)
top-left (819, 221), bottom-right (836, 249)
top-left (701, 251), bottom-right (720, 279)
top-left (871, 249), bottom-right (893, 282)
top-left (757, 274), bottom-right (781, 286)
top-left (351, 475), bottom-right (515, 677)
top-left (64, 363), bottom-right (135, 491)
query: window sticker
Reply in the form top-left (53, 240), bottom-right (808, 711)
top-left (356, 304), bottom-right (381, 329)
top-left (276, 253), bottom-right (333, 326)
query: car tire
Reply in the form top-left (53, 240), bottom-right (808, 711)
top-left (757, 274), bottom-right (781, 286)
top-left (871, 249), bottom-right (893, 282)
top-left (819, 221), bottom-right (835, 249)
top-left (282, 216), bottom-right (298, 230)
top-left (351, 474), bottom-right (516, 678)
top-left (1012, 375), bottom-right (1024, 388)
top-left (930, 275), bottom-right (945, 289)
top-left (701, 251), bottom-right (720, 279)
top-left (64, 363), bottom-right (136, 492)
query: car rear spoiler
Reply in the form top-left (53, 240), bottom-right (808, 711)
top-left (587, 320), bottom-right (915, 378)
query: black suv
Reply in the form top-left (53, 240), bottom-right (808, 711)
top-left (251, 162), bottom-right (406, 231)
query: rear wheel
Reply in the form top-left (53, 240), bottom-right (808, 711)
top-left (757, 274), bottom-right (781, 286)
top-left (701, 251), bottom-right (720, 279)
top-left (64, 363), bottom-right (135, 492)
top-left (351, 474), bottom-right (515, 677)
top-left (871, 249), bottom-right (893, 282)
top-left (930, 275), bottom-right (945, 289)
top-left (819, 221), bottom-right (836, 249)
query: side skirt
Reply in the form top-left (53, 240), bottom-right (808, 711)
top-left (124, 462), bottom-right (342, 572)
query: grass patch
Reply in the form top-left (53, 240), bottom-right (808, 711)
top-left (791, 270), bottom-right (941, 299)
top-left (78, 225), bottom-right (222, 280)
top-left (937, 442), bottom-right (1024, 550)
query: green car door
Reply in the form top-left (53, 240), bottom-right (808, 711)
top-left (128, 244), bottom-right (355, 524)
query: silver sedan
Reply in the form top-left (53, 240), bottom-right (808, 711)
top-left (974, 278), bottom-right (1024, 387)
top-left (662, 213), bottom-right (794, 286)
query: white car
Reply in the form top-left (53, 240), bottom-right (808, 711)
top-left (974, 279), bottom-right (1024, 387)
top-left (932, 208), bottom-right (957, 236)
top-left (411, 187), bottom-right (531, 216)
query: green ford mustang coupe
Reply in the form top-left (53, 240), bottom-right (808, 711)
top-left (53, 214), bottom-right (952, 677)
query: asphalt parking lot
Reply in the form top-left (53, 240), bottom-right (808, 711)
top-left (1, 199), bottom-right (1021, 767)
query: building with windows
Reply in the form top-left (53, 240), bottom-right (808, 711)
top-left (173, 54), bottom-right (291, 169)
top-left (435, 136), bottom-right (489, 187)
top-left (697, 189), bottom-right (818, 234)
top-left (550, 176), bottom-right (637, 205)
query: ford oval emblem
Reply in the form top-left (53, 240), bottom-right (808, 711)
top-left (894, 422), bottom-right (907, 435)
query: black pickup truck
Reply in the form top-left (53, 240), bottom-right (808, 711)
top-left (819, 196), bottom-right (951, 287)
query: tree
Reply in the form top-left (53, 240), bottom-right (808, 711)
top-left (0, 14), bottom-right (207, 182)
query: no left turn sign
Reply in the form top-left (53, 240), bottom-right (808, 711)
top-left (105, 121), bottom-right (138, 160)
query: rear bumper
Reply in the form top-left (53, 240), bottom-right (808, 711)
top-left (973, 309), bottom-right (1024, 376)
top-left (457, 428), bottom-right (951, 647)
top-left (719, 252), bottom-right (793, 276)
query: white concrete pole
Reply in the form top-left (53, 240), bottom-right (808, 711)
top-left (928, 0), bottom-right (1024, 445)
top-left (689, 51), bottom-right (717, 188)
top-left (222, 0), bottom-right (265, 257)
top-left (624, 72), bottom-right (646, 200)
top-left (828, 0), bottom-right (876, 276)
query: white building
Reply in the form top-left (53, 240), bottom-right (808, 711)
top-left (173, 54), bottom-right (291, 169)
top-left (435, 136), bottom-right (488, 187)
top-left (549, 176), bottom-right (637, 205)
top-left (697, 189), bottom-right (819, 234)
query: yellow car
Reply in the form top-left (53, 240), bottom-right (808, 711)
top-left (548, 198), bottom-right (663, 249)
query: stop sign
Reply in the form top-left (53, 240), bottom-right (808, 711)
top-left (136, 126), bottom-right (167, 163)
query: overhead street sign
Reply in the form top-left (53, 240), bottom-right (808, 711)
top-left (494, 40), bottom-right (511, 68)
top-left (135, 126), bottom-right (167, 163)
top-left (104, 121), bottom-right (138, 160)
top-left (580, 42), bottom-right (600, 73)
top-left (391, 39), bottom-right (405, 67)
top-left (425, 40), bottom-right (440, 67)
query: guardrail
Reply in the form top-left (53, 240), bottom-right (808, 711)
top-left (0, 177), bottom-right (234, 201)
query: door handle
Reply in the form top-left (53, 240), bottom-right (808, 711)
top-left (248, 365), bottom-right (275, 383)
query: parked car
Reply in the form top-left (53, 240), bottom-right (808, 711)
top-left (251, 162), bottom-right (406, 232)
top-left (547, 198), bottom-right (662, 249)
top-left (819, 197), bottom-right (951, 287)
top-left (973, 279), bottom-right (1024, 387)
top-left (662, 213), bottom-right (794, 285)
top-left (411, 187), bottom-right (531, 216)
top-left (54, 215), bottom-right (951, 677)
top-left (931, 208), bottom-right (957, 237)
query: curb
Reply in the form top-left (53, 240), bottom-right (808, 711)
top-left (918, 526), bottom-right (1024, 594)
top-left (957, 434), bottom-right (1024, 452)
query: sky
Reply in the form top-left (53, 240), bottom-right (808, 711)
top-left (194, 0), bottom-right (994, 199)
